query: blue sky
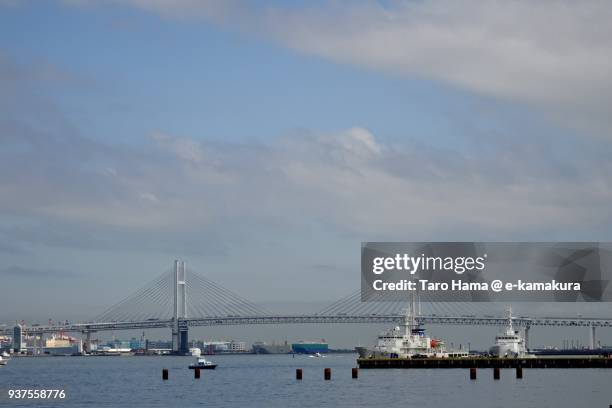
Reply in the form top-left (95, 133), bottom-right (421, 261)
top-left (0, 0), bottom-right (562, 146)
top-left (2, 0), bottom-right (612, 346)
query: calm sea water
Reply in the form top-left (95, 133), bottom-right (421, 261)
top-left (1, 354), bottom-right (611, 407)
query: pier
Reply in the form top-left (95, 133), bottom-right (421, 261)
top-left (358, 356), bottom-right (612, 369)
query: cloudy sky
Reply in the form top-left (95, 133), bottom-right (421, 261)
top-left (1, 1), bottom-right (612, 346)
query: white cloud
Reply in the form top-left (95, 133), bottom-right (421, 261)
top-left (138, 191), bottom-right (160, 204)
top-left (268, 1), bottom-right (612, 135)
top-left (151, 131), bottom-right (205, 163)
top-left (3, 124), bottom-right (611, 243)
top-left (1, 26), bottom-right (611, 252)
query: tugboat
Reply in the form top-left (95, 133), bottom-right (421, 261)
top-left (489, 308), bottom-right (530, 358)
top-left (189, 356), bottom-right (217, 370)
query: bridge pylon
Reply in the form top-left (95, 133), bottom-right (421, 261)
top-left (171, 260), bottom-right (189, 354)
top-left (82, 328), bottom-right (96, 354)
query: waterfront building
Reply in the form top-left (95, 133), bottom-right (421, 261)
top-left (12, 325), bottom-right (24, 353)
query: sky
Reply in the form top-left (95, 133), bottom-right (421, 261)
top-left (1, 0), bottom-right (612, 348)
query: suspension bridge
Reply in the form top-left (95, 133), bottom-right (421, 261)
top-left (13, 260), bottom-right (612, 354)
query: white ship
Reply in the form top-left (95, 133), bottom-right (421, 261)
top-left (189, 356), bottom-right (217, 370)
top-left (356, 297), bottom-right (467, 359)
top-left (44, 334), bottom-right (82, 356)
top-left (489, 308), bottom-right (529, 358)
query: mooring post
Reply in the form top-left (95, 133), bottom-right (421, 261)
top-left (194, 367), bottom-right (201, 379)
top-left (516, 367), bottom-right (523, 379)
top-left (324, 367), bottom-right (331, 380)
top-left (352, 367), bottom-right (358, 379)
top-left (470, 367), bottom-right (477, 380)
top-left (493, 367), bottom-right (500, 380)
top-left (162, 368), bottom-right (169, 380)
top-left (296, 368), bottom-right (302, 380)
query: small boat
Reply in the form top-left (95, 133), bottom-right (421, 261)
top-left (189, 357), bottom-right (217, 370)
top-left (0, 356), bottom-right (7, 366)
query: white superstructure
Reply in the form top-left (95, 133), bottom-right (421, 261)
top-left (489, 308), bottom-right (528, 357)
top-left (356, 294), bottom-right (462, 358)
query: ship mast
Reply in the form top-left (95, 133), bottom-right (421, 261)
top-left (505, 307), bottom-right (514, 334)
top-left (402, 290), bottom-right (421, 335)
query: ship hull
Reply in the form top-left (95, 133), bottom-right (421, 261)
top-left (355, 346), bottom-right (396, 359)
top-left (252, 344), bottom-right (291, 354)
top-left (291, 343), bottom-right (328, 354)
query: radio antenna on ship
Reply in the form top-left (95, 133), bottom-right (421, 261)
top-left (402, 289), bottom-right (421, 334)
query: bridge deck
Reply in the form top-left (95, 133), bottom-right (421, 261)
top-left (14, 314), bottom-right (612, 334)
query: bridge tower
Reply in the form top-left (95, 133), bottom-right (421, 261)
top-left (589, 324), bottom-right (596, 350)
top-left (171, 260), bottom-right (189, 354)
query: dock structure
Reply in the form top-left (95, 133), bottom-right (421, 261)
top-left (357, 356), bottom-right (612, 369)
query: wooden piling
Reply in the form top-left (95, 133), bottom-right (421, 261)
top-left (516, 367), bottom-right (523, 379)
top-left (352, 367), bottom-right (358, 379)
top-left (296, 368), bottom-right (303, 380)
top-left (469, 367), bottom-right (477, 380)
top-left (194, 367), bottom-right (201, 379)
top-left (493, 367), bottom-right (500, 380)
top-left (162, 368), bottom-right (169, 380)
top-left (324, 367), bottom-right (331, 380)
